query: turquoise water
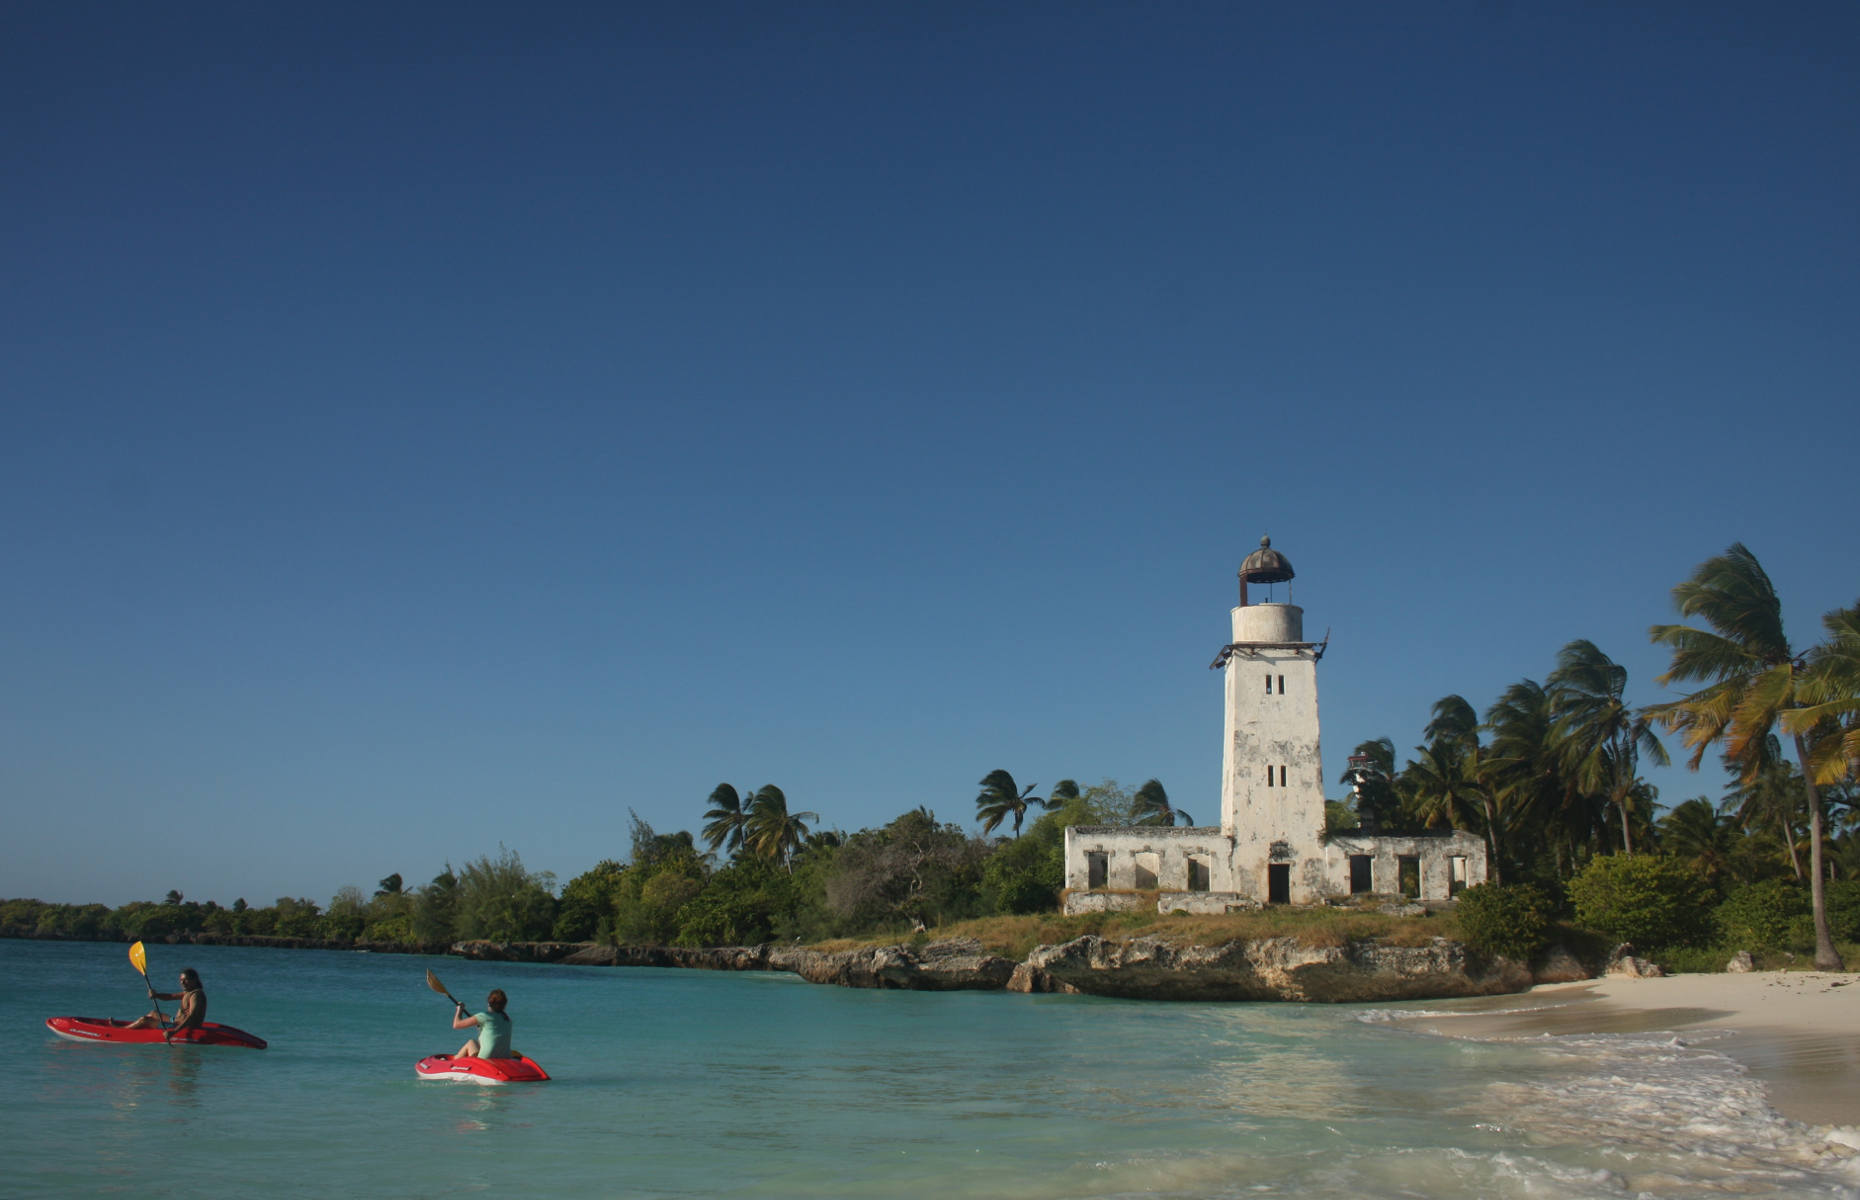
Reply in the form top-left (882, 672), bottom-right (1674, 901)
top-left (10, 939), bottom-right (1857, 1198)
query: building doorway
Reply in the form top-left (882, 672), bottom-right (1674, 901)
top-left (1267, 863), bottom-right (1291, 904)
top-left (1397, 856), bottom-right (1420, 899)
top-left (1349, 855), bottom-right (1373, 895)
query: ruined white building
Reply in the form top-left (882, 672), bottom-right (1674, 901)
top-left (1062, 537), bottom-right (1487, 914)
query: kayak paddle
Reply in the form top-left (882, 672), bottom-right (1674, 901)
top-left (129, 941), bottom-right (165, 1024)
top-left (425, 968), bottom-right (466, 1012)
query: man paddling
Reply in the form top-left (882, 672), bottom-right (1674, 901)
top-left (127, 968), bottom-right (207, 1041)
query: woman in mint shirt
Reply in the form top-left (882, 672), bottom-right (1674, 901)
top-left (450, 988), bottom-right (515, 1059)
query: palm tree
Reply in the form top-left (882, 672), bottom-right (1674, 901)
top-left (701, 783), bottom-right (752, 856)
top-left (1402, 697), bottom-right (1503, 884)
top-left (1421, 695), bottom-right (1505, 882)
top-left (1659, 796), bottom-right (1736, 887)
top-left (803, 828), bottom-right (842, 853)
top-left (1048, 779), bottom-right (1081, 807)
top-left (974, 769), bottom-right (1042, 837)
top-left (1484, 679), bottom-right (1586, 873)
top-left (742, 785), bottom-right (819, 872)
top-left (1339, 738), bottom-right (1400, 833)
top-left (1547, 639), bottom-right (1669, 855)
top-left (1647, 543), bottom-right (1843, 969)
top-left (1131, 778), bottom-right (1193, 826)
top-left (1787, 602), bottom-right (1860, 788)
top-left (1425, 694), bottom-right (1481, 748)
top-left (1403, 741), bottom-right (1486, 843)
top-left (1721, 736), bottom-right (1804, 879)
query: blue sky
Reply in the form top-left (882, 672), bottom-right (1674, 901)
top-left (5, 2), bottom-right (1855, 908)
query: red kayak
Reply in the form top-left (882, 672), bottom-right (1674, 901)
top-left (415, 1053), bottom-right (550, 1083)
top-left (46, 1016), bottom-right (268, 1049)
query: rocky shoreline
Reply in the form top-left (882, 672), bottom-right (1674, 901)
top-left (12, 930), bottom-right (1597, 1001)
top-left (452, 934), bottom-right (1594, 1001)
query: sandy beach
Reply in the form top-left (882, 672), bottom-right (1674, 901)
top-left (1399, 970), bottom-right (1860, 1128)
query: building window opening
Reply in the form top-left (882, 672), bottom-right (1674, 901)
top-left (1133, 852), bottom-right (1159, 890)
top-left (1278, 765), bottom-right (1288, 787)
top-left (1398, 856), bottom-right (1421, 899)
top-left (1278, 674), bottom-right (1285, 694)
top-left (1265, 674), bottom-right (1273, 694)
top-left (1449, 855), bottom-right (1468, 897)
top-left (1349, 854), bottom-right (1373, 895)
top-left (1187, 856), bottom-right (1210, 891)
top-left (1086, 852), bottom-right (1107, 890)
top-left (1267, 863), bottom-right (1291, 904)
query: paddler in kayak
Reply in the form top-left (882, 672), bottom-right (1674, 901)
top-left (450, 988), bottom-right (516, 1060)
top-left (127, 967), bottom-right (207, 1041)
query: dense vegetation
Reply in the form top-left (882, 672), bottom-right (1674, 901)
top-left (4, 544), bottom-right (1855, 971)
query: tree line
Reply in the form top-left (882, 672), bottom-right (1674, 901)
top-left (0, 775), bottom-right (1189, 951)
top-left (1334, 543), bottom-right (1856, 968)
top-left (4, 544), bottom-right (1853, 966)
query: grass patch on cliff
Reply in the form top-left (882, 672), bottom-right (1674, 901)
top-left (826, 906), bottom-right (1451, 961)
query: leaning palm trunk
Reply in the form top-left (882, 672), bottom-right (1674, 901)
top-left (1794, 733), bottom-right (1843, 970)
top-left (1479, 796), bottom-right (1504, 886)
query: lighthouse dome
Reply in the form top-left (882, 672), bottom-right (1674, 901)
top-left (1239, 536), bottom-right (1294, 584)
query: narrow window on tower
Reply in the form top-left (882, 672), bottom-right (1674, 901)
top-left (1278, 674), bottom-right (1285, 694)
top-left (1264, 674), bottom-right (1273, 694)
top-left (1264, 767), bottom-right (1274, 788)
top-left (1279, 765), bottom-right (1288, 787)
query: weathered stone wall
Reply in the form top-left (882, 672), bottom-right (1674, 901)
top-left (1063, 826), bottom-right (1239, 893)
top-left (1324, 831), bottom-right (1488, 901)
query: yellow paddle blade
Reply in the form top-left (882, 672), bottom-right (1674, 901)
top-left (129, 941), bottom-right (148, 975)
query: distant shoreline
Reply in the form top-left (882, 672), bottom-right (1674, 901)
top-left (5, 929), bottom-right (1583, 1005)
top-left (0, 929), bottom-right (450, 956)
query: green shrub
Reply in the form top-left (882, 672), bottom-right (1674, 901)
top-left (980, 832), bottom-right (1063, 915)
top-left (1826, 879), bottom-right (1860, 942)
top-left (1453, 882), bottom-right (1553, 962)
top-left (1654, 944), bottom-right (1735, 974)
top-left (1568, 855), bottom-right (1717, 949)
top-left (1715, 879), bottom-right (1809, 949)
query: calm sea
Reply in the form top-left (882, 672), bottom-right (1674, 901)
top-left (9, 939), bottom-right (1856, 1199)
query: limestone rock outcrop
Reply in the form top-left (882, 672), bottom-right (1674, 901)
top-left (452, 940), bottom-right (586, 963)
top-left (1529, 945), bottom-right (1591, 984)
top-left (457, 933), bottom-right (1578, 1001)
top-left (769, 937), bottom-right (1018, 990)
top-left (1605, 943), bottom-right (1665, 978)
top-left (542, 937), bottom-right (1017, 990)
top-left (1025, 934), bottom-right (1534, 1002)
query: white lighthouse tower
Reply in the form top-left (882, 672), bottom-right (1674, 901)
top-left (1213, 536), bottom-right (1327, 903)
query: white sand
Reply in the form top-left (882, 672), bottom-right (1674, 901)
top-left (1400, 971), bottom-right (1860, 1128)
